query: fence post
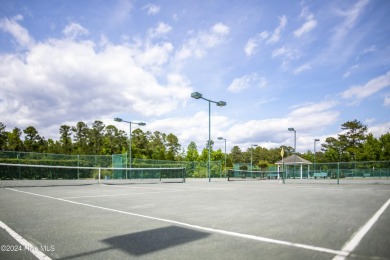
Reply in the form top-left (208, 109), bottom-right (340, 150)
top-left (337, 162), bottom-right (340, 185)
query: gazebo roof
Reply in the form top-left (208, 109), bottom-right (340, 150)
top-left (275, 154), bottom-right (312, 165)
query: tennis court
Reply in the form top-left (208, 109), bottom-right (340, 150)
top-left (1, 179), bottom-right (389, 260)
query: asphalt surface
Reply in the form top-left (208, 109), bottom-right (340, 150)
top-left (1, 179), bottom-right (389, 260)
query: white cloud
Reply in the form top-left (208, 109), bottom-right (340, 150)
top-left (136, 42), bottom-right (174, 67)
top-left (226, 100), bottom-right (339, 150)
top-left (362, 45), bottom-right (377, 55)
top-left (272, 46), bottom-right (288, 58)
top-left (228, 73), bottom-right (267, 93)
top-left (355, 45), bottom-right (377, 61)
top-left (143, 4), bottom-right (160, 15)
top-left (294, 7), bottom-right (317, 38)
top-left (63, 23), bottom-right (89, 39)
top-left (341, 71), bottom-right (390, 101)
top-left (330, 0), bottom-right (370, 51)
top-left (244, 38), bottom-right (258, 56)
top-left (384, 96), bottom-right (390, 107)
top-left (364, 118), bottom-right (376, 125)
top-left (293, 63), bottom-right (311, 74)
top-left (267, 15), bottom-right (287, 44)
top-left (147, 111), bottom-right (231, 150)
top-left (309, 0), bottom-right (370, 67)
top-left (212, 23), bottom-right (230, 35)
top-left (244, 16), bottom-right (286, 57)
top-left (294, 19), bottom-right (317, 38)
top-left (271, 46), bottom-right (301, 71)
top-left (0, 15), bottom-right (34, 48)
top-left (147, 22), bottom-right (172, 39)
top-left (368, 122), bottom-right (390, 138)
top-left (175, 23), bottom-right (230, 61)
top-left (342, 64), bottom-right (359, 78)
top-left (0, 21), bottom-right (192, 132)
top-left (289, 101), bottom-right (338, 117)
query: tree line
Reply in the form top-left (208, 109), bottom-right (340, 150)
top-left (0, 119), bottom-right (389, 168)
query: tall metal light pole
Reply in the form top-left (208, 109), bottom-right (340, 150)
top-left (314, 138), bottom-right (320, 175)
top-left (288, 128), bottom-right (296, 178)
top-left (250, 144), bottom-right (258, 177)
top-left (191, 92), bottom-right (226, 182)
top-left (114, 118), bottom-right (146, 179)
top-left (217, 137), bottom-right (227, 178)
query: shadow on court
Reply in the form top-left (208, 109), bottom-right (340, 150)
top-left (60, 226), bottom-right (210, 259)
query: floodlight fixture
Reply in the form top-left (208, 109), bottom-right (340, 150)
top-left (288, 127), bottom-right (295, 131)
top-left (138, 122), bottom-right (146, 126)
top-left (114, 118), bottom-right (123, 122)
top-left (191, 92), bottom-right (203, 99)
top-left (217, 101), bottom-right (226, 107)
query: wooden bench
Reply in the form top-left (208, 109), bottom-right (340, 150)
top-left (313, 172), bottom-right (328, 179)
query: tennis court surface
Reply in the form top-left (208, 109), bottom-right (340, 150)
top-left (1, 179), bottom-right (389, 259)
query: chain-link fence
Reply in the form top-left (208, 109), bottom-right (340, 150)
top-left (0, 151), bottom-right (223, 179)
top-left (313, 161), bottom-right (390, 179)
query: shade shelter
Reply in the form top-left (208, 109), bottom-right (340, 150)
top-left (275, 154), bottom-right (312, 179)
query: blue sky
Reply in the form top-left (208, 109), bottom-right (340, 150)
top-left (0, 0), bottom-right (389, 153)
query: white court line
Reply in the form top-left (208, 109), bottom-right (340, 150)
top-left (62, 193), bottom-right (130, 199)
top-left (6, 188), bottom-right (348, 257)
top-left (101, 184), bottom-right (233, 192)
top-left (62, 189), bottom-right (190, 199)
top-left (332, 197), bottom-right (390, 260)
top-left (100, 184), bottom-right (187, 192)
top-left (0, 220), bottom-right (52, 260)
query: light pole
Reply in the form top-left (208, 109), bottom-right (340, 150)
top-left (191, 92), bottom-right (226, 182)
top-left (314, 138), bottom-right (320, 175)
top-left (114, 118), bottom-right (146, 179)
top-left (288, 128), bottom-right (296, 178)
top-left (338, 149), bottom-right (343, 184)
top-left (217, 137), bottom-right (227, 178)
top-left (250, 144), bottom-right (258, 177)
top-left (288, 128), bottom-right (296, 152)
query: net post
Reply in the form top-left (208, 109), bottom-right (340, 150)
top-left (98, 168), bottom-right (101, 184)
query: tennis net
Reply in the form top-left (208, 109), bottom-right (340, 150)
top-left (228, 169), bottom-right (280, 181)
top-left (0, 163), bottom-right (186, 187)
